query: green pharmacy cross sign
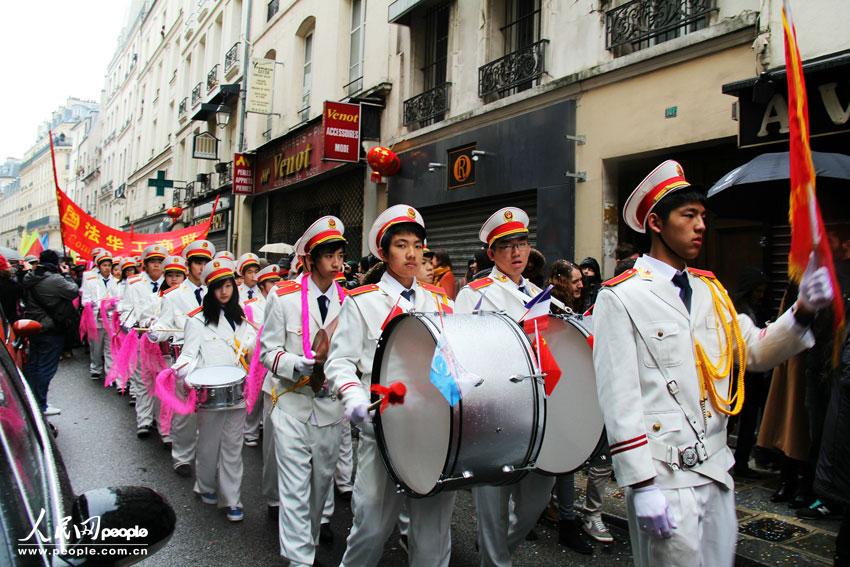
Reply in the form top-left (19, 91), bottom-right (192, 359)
top-left (148, 170), bottom-right (174, 197)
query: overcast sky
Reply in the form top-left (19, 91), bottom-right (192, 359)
top-left (0, 1), bottom-right (129, 160)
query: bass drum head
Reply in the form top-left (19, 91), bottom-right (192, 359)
top-left (536, 316), bottom-right (605, 474)
top-left (374, 314), bottom-right (451, 497)
top-left (186, 365), bottom-right (246, 387)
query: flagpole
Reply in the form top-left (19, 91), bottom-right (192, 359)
top-left (48, 131), bottom-right (68, 257)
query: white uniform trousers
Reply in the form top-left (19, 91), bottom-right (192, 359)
top-left (626, 481), bottom-right (736, 567)
top-left (244, 397), bottom-right (262, 442)
top-left (170, 376), bottom-right (198, 468)
top-left (322, 420), bottom-right (355, 523)
top-left (340, 427), bottom-right (455, 567)
top-left (261, 393), bottom-right (279, 506)
top-left (89, 326), bottom-right (112, 375)
top-left (130, 364), bottom-right (156, 430)
top-left (194, 406), bottom-right (245, 508)
top-left (272, 409), bottom-right (341, 567)
top-left (473, 472), bottom-right (556, 567)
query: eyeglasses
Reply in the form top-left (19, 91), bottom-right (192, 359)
top-left (494, 241), bottom-right (530, 252)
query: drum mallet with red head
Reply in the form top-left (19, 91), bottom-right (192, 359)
top-left (368, 381), bottom-right (407, 413)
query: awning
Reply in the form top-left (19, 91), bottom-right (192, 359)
top-left (191, 83), bottom-right (240, 121)
top-left (722, 48), bottom-right (850, 95)
top-left (388, 0), bottom-right (446, 25)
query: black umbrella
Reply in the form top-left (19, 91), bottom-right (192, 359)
top-left (706, 151), bottom-right (850, 221)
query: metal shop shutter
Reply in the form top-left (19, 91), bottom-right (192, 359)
top-left (420, 190), bottom-right (537, 278)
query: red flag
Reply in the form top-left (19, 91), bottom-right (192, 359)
top-left (782, 1), bottom-right (845, 363)
top-left (380, 298), bottom-right (404, 331)
top-left (537, 336), bottom-right (562, 397)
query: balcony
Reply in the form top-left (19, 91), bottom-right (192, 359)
top-left (178, 97), bottom-right (188, 120)
top-left (191, 82), bottom-right (203, 107)
top-left (225, 42), bottom-right (240, 78)
top-left (344, 76), bottom-right (364, 97)
top-left (207, 64), bottom-right (219, 93)
top-left (478, 39), bottom-right (548, 100)
top-left (606, 0), bottom-right (716, 53)
top-left (403, 82), bottom-right (451, 129)
top-left (297, 105), bottom-right (311, 124)
top-left (267, 0), bottom-right (279, 21)
top-left (183, 181), bottom-right (195, 202)
top-left (99, 181), bottom-right (113, 199)
top-left (216, 161), bottom-right (232, 187)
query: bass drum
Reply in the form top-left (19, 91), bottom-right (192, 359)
top-left (535, 315), bottom-right (605, 474)
top-left (372, 312), bottom-right (545, 497)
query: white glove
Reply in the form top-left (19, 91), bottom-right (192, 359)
top-left (798, 252), bottom-right (834, 311)
top-left (632, 485), bottom-right (677, 539)
top-left (342, 387), bottom-right (371, 425)
top-left (294, 355), bottom-right (315, 375)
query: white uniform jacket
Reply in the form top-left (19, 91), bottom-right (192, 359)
top-left (149, 282), bottom-right (205, 344)
top-left (455, 266), bottom-right (565, 319)
top-left (173, 308), bottom-right (256, 388)
top-left (325, 273), bottom-right (453, 403)
top-left (241, 294), bottom-right (266, 326)
top-left (592, 255), bottom-right (815, 490)
top-left (260, 278), bottom-right (344, 426)
top-left (80, 273), bottom-right (119, 318)
top-left (239, 283), bottom-right (260, 302)
top-left (117, 273), bottom-right (164, 328)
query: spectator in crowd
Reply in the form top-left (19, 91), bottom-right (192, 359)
top-left (431, 249), bottom-right (456, 299)
top-left (523, 248), bottom-right (547, 288)
top-left (614, 242), bottom-right (639, 263)
top-left (21, 250), bottom-right (80, 415)
top-left (0, 254), bottom-right (22, 322)
top-left (547, 260), bottom-right (583, 311)
top-left (578, 257), bottom-right (602, 310)
top-left (730, 267), bottom-right (772, 479)
top-left (613, 257), bottom-right (636, 277)
top-left (472, 246), bottom-right (494, 280)
top-left (416, 253), bottom-right (434, 284)
top-left (460, 258), bottom-right (478, 288)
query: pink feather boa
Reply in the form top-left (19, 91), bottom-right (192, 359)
top-left (79, 303), bottom-right (98, 342)
top-left (244, 326), bottom-right (266, 413)
top-left (140, 338), bottom-right (167, 392)
top-left (105, 330), bottom-right (139, 391)
top-left (155, 368), bottom-right (198, 436)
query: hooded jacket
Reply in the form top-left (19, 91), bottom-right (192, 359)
top-left (22, 264), bottom-right (79, 334)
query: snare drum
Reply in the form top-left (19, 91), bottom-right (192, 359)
top-left (372, 312), bottom-right (545, 497)
top-left (185, 366), bottom-right (246, 411)
top-left (535, 315), bottom-right (605, 475)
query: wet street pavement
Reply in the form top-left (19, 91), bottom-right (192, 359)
top-left (47, 352), bottom-right (634, 566)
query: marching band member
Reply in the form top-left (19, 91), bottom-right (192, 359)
top-left (118, 244), bottom-right (167, 437)
top-left (261, 216), bottom-right (348, 566)
top-left (455, 206), bottom-right (568, 567)
top-left (80, 250), bottom-right (118, 379)
top-left (215, 250), bottom-right (235, 261)
top-left (116, 257), bottom-right (138, 294)
top-left (326, 205), bottom-right (455, 567)
top-left (173, 258), bottom-right (254, 523)
top-left (592, 160), bottom-right (833, 566)
top-left (237, 252), bottom-right (261, 300)
top-left (111, 256), bottom-right (123, 280)
top-left (240, 252), bottom-right (265, 448)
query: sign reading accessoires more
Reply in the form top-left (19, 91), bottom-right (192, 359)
top-left (322, 101), bottom-right (361, 163)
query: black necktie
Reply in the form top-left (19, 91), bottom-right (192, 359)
top-left (401, 289), bottom-right (415, 304)
top-left (317, 295), bottom-right (329, 323)
top-left (152, 281), bottom-right (159, 293)
top-left (103, 278), bottom-right (109, 287)
top-left (672, 272), bottom-right (692, 312)
top-left (518, 285), bottom-right (529, 297)
top-left (247, 289), bottom-right (254, 299)
top-left (194, 288), bottom-right (202, 305)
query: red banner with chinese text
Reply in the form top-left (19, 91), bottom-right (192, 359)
top-left (56, 186), bottom-right (215, 259)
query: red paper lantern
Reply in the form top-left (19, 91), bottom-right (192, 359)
top-left (166, 206), bottom-right (183, 219)
top-left (367, 146), bottom-right (400, 183)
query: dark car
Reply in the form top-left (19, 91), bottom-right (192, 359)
top-left (0, 317), bottom-right (176, 566)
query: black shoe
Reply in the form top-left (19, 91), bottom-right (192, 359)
top-left (319, 523), bottom-right (334, 546)
top-left (336, 488), bottom-right (352, 502)
top-left (525, 529), bottom-right (539, 541)
top-left (771, 482), bottom-right (796, 503)
top-left (796, 500), bottom-right (843, 520)
top-left (790, 492), bottom-right (816, 509)
top-left (732, 466), bottom-right (762, 480)
top-left (399, 534), bottom-right (409, 554)
top-left (136, 425), bottom-right (151, 439)
top-left (174, 463), bottom-right (192, 477)
top-left (90, 372), bottom-right (101, 380)
top-left (559, 519), bottom-right (593, 555)
top-left (267, 505), bottom-right (279, 520)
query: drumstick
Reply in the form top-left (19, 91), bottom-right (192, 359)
top-left (241, 316), bottom-right (261, 331)
top-left (134, 327), bottom-right (182, 333)
top-left (368, 381), bottom-right (407, 412)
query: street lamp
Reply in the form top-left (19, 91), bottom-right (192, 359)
top-left (215, 104), bottom-right (231, 128)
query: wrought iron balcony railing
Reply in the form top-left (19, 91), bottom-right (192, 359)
top-left (207, 64), bottom-right (219, 92)
top-left (225, 42), bottom-right (240, 75)
top-left (344, 76), bottom-right (363, 97)
top-left (267, 0), bottom-right (279, 21)
top-left (606, 0), bottom-right (716, 52)
top-left (191, 82), bottom-right (203, 107)
top-left (478, 39), bottom-right (548, 100)
top-left (178, 97), bottom-right (188, 118)
top-left (217, 161), bottom-right (232, 187)
top-left (403, 83), bottom-right (451, 129)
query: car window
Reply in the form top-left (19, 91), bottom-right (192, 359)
top-left (0, 361), bottom-right (53, 558)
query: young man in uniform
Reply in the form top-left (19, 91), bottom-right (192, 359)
top-left (455, 207), bottom-right (578, 566)
top-left (149, 240), bottom-right (215, 475)
top-left (237, 252), bottom-right (261, 300)
top-left (326, 204), bottom-right (455, 567)
top-left (261, 216), bottom-right (348, 567)
top-left (81, 250), bottom-right (118, 379)
top-left (593, 160), bottom-right (834, 566)
top-left (118, 244), bottom-right (166, 438)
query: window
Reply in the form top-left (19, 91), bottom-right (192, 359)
top-left (300, 33), bottom-right (313, 122)
top-left (503, 0), bottom-right (540, 56)
top-left (423, 3), bottom-right (450, 90)
top-left (347, 0), bottom-right (366, 95)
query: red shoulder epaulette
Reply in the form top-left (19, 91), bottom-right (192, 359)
top-left (602, 268), bottom-right (637, 287)
top-left (275, 281), bottom-right (301, 296)
top-left (688, 268), bottom-right (716, 279)
top-left (161, 286), bottom-right (178, 296)
top-left (348, 284), bottom-right (380, 296)
top-left (468, 277), bottom-right (494, 290)
top-left (127, 275), bottom-right (142, 284)
top-left (86, 274), bottom-right (98, 280)
top-left (418, 282), bottom-right (447, 296)
top-left (187, 306), bottom-right (203, 317)
top-left (243, 296), bottom-right (259, 304)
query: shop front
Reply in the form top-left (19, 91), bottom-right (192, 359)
top-left (387, 99), bottom-right (578, 273)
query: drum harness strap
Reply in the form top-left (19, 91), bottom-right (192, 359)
top-left (610, 289), bottom-right (727, 475)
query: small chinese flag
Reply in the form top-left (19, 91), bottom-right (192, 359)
top-left (380, 299), bottom-right (404, 331)
top-left (536, 336), bottom-right (562, 397)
